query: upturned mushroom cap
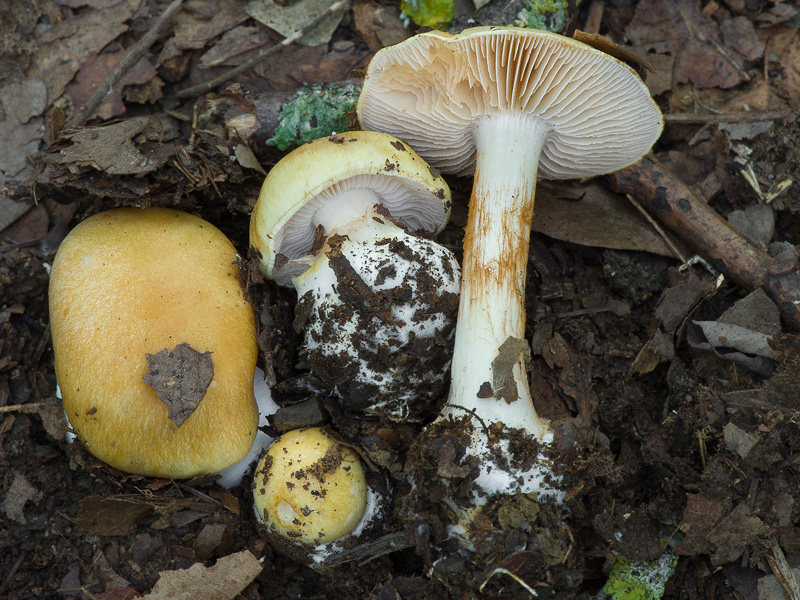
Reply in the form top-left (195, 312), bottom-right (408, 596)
top-left (50, 208), bottom-right (259, 479)
top-left (357, 26), bottom-right (664, 177)
top-left (253, 427), bottom-right (368, 546)
top-left (249, 130), bottom-right (452, 285)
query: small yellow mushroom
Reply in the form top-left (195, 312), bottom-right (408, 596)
top-left (253, 427), bottom-right (368, 546)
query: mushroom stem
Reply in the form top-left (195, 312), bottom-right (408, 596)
top-left (293, 203), bottom-right (461, 421)
top-left (442, 112), bottom-right (551, 440)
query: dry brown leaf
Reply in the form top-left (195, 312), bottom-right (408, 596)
top-left (0, 80), bottom-right (47, 123)
top-left (26, 0), bottom-right (143, 108)
top-left (76, 496), bottom-right (155, 536)
top-left (626, 0), bottom-right (748, 89)
top-left (0, 117), bottom-right (43, 182)
top-left (769, 29), bottom-right (800, 109)
top-left (352, 0), bottom-right (411, 51)
top-left (676, 493), bottom-right (729, 556)
top-left (141, 550), bottom-right (262, 600)
top-left (1, 472), bottom-right (43, 524)
top-left (66, 51), bottom-right (159, 121)
top-left (197, 25), bottom-right (272, 69)
top-left (172, 0), bottom-right (250, 51)
top-left (54, 116), bottom-right (176, 176)
top-left (533, 181), bottom-right (676, 258)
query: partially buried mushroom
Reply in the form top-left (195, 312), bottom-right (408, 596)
top-left (50, 208), bottom-right (262, 480)
top-left (250, 131), bottom-right (461, 421)
top-left (358, 28), bottom-right (663, 503)
top-left (252, 427), bottom-right (379, 560)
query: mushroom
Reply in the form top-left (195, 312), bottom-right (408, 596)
top-left (250, 130), bottom-right (461, 421)
top-left (252, 427), bottom-right (377, 555)
top-left (50, 208), bottom-right (262, 480)
top-left (357, 27), bottom-right (663, 491)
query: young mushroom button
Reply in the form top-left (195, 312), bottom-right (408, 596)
top-left (49, 208), bottom-right (260, 480)
top-left (250, 131), bottom-right (460, 421)
top-left (252, 427), bottom-right (369, 548)
top-left (358, 26), bottom-right (663, 444)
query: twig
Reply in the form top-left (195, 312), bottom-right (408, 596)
top-left (624, 193), bottom-right (687, 263)
top-left (0, 553), bottom-right (25, 597)
top-left (582, 0), bottom-right (605, 35)
top-left (663, 109), bottom-right (793, 125)
top-left (65, 0), bottom-right (185, 129)
top-left (176, 0), bottom-right (350, 99)
top-left (765, 537), bottom-right (800, 600)
top-left (609, 155), bottom-right (800, 329)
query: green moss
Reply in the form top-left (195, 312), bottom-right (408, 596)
top-left (267, 84), bottom-right (361, 151)
top-left (602, 551), bottom-right (678, 600)
top-left (518, 0), bottom-right (577, 33)
top-left (400, 0), bottom-right (454, 29)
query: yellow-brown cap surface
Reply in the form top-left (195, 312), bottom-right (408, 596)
top-left (50, 208), bottom-right (259, 479)
top-left (253, 427), bottom-right (368, 545)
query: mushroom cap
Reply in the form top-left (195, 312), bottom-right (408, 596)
top-left (249, 130), bottom-right (452, 285)
top-left (253, 427), bottom-right (368, 546)
top-left (50, 208), bottom-right (259, 479)
top-left (357, 26), bottom-right (664, 178)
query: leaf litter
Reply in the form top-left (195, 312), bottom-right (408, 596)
top-left (3, 0), bottom-right (800, 598)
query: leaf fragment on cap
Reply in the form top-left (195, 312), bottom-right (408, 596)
top-left (143, 343), bottom-right (214, 427)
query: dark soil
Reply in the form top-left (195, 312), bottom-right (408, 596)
top-left (2, 0), bottom-right (800, 599)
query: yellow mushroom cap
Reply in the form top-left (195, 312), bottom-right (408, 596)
top-left (249, 130), bottom-right (452, 285)
top-left (49, 208), bottom-right (259, 479)
top-left (253, 427), bottom-right (368, 545)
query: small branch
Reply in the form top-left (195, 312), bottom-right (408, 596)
top-left (176, 0), bottom-right (350, 99)
top-left (663, 109), bottom-right (793, 125)
top-left (624, 192), bottom-right (687, 263)
top-left (609, 156), bottom-right (800, 329)
top-left (65, 0), bottom-right (185, 129)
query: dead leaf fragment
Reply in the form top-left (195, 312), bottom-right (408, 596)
top-left (2, 472), bottom-right (43, 524)
top-left (707, 504), bottom-right (771, 566)
top-left (143, 343), bottom-right (214, 428)
top-left (54, 116), bottom-right (175, 176)
top-left (534, 181), bottom-right (677, 258)
top-left (686, 320), bottom-right (774, 375)
top-left (245, 0), bottom-right (346, 47)
top-left (27, 0), bottom-right (143, 108)
top-left (67, 51), bottom-right (159, 121)
top-left (626, 0), bottom-right (747, 89)
top-left (723, 422), bottom-right (758, 459)
top-left (0, 117), bottom-right (43, 181)
top-left (142, 550), bottom-right (262, 600)
top-left (172, 1), bottom-right (250, 50)
top-left (676, 493), bottom-right (729, 556)
top-left (491, 337), bottom-right (530, 404)
top-left (0, 80), bottom-right (47, 123)
top-left (76, 496), bottom-right (155, 536)
top-left (352, 0), bottom-right (411, 51)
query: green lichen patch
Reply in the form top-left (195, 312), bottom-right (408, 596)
top-left (602, 551), bottom-right (678, 600)
top-left (400, 0), bottom-right (454, 29)
top-left (267, 84), bottom-right (361, 151)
